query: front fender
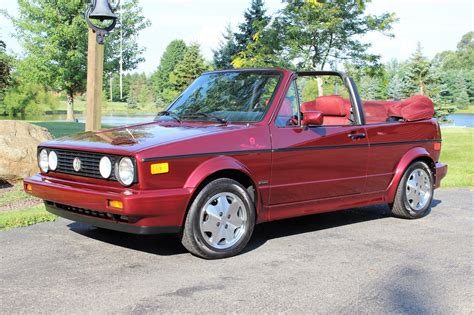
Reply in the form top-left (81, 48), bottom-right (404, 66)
top-left (386, 147), bottom-right (434, 203)
top-left (184, 156), bottom-right (254, 190)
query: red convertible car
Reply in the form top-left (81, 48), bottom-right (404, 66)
top-left (25, 69), bottom-right (447, 259)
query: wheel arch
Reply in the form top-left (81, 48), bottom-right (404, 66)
top-left (386, 147), bottom-right (436, 203)
top-left (181, 156), bottom-right (260, 226)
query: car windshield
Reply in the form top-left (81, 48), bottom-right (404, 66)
top-left (164, 71), bottom-right (281, 123)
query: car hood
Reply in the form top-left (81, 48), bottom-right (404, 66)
top-left (42, 122), bottom-right (246, 155)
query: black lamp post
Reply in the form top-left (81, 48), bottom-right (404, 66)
top-left (85, 0), bottom-right (119, 44)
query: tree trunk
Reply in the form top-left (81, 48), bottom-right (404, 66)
top-left (66, 92), bottom-right (75, 122)
top-left (317, 77), bottom-right (324, 97)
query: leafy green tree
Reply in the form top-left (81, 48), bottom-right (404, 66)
top-left (169, 44), bottom-right (209, 98)
top-left (9, 0), bottom-right (149, 121)
top-left (3, 83), bottom-right (60, 117)
top-left (270, 0), bottom-right (397, 71)
top-left (213, 24), bottom-right (239, 69)
top-left (151, 40), bottom-right (187, 104)
top-left (0, 40), bottom-right (13, 103)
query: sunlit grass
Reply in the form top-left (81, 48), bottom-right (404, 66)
top-left (440, 127), bottom-right (474, 187)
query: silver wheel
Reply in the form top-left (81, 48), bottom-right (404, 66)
top-left (199, 192), bottom-right (247, 250)
top-left (405, 168), bottom-right (432, 211)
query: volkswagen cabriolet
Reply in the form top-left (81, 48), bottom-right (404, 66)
top-left (25, 69), bottom-right (447, 259)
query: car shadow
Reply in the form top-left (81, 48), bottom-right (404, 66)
top-left (67, 200), bottom-right (442, 257)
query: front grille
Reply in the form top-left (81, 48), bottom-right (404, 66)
top-left (53, 149), bottom-right (119, 180)
top-left (46, 201), bottom-right (137, 223)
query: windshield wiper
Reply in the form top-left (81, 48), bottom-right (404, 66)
top-left (155, 110), bottom-right (181, 123)
top-left (181, 112), bottom-right (227, 124)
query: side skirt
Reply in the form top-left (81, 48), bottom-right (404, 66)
top-left (262, 191), bottom-right (387, 223)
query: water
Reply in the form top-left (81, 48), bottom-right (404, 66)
top-left (442, 114), bottom-right (474, 128)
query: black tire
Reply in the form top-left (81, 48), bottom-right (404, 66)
top-left (181, 178), bottom-right (256, 259)
top-left (390, 161), bottom-right (434, 219)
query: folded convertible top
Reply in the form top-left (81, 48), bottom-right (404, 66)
top-left (387, 95), bottom-right (435, 122)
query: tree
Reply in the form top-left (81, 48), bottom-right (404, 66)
top-left (213, 24), bottom-right (238, 69)
top-left (0, 39), bottom-right (12, 103)
top-left (103, 0), bottom-right (151, 99)
top-left (235, 0), bottom-right (271, 52)
top-left (453, 72), bottom-right (470, 109)
top-left (151, 40), bottom-right (187, 104)
top-left (266, 0), bottom-right (397, 71)
top-left (403, 43), bottom-right (432, 96)
top-left (169, 44), bottom-right (208, 97)
top-left (10, 0), bottom-right (149, 121)
top-left (387, 74), bottom-right (404, 100)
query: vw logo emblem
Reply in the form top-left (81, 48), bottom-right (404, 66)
top-left (73, 157), bottom-right (82, 172)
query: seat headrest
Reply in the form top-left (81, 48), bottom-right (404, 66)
top-left (301, 100), bottom-right (317, 112)
top-left (314, 96), bottom-right (346, 117)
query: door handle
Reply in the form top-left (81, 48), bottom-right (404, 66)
top-left (348, 133), bottom-right (366, 140)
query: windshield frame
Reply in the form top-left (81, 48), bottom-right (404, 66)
top-left (164, 69), bottom-right (284, 124)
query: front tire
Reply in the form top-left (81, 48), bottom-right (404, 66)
top-left (181, 178), bottom-right (256, 259)
top-left (391, 161), bottom-right (434, 219)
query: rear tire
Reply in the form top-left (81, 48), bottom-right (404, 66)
top-left (181, 178), bottom-right (256, 259)
top-left (391, 161), bottom-right (434, 219)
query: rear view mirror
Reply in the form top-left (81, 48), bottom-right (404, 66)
top-left (302, 111), bottom-right (324, 126)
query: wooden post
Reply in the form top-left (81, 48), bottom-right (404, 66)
top-left (85, 29), bottom-right (105, 132)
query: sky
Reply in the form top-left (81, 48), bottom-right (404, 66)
top-left (1, 0), bottom-right (473, 74)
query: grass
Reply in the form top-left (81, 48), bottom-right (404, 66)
top-left (456, 104), bottom-right (474, 114)
top-left (440, 128), bottom-right (474, 187)
top-left (0, 184), bottom-right (34, 206)
top-left (0, 204), bottom-right (56, 231)
top-left (57, 99), bottom-right (159, 114)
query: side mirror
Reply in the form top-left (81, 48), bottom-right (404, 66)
top-left (302, 111), bottom-right (324, 126)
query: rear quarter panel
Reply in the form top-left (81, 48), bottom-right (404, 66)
top-left (365, 119), bottom-right (441, 193)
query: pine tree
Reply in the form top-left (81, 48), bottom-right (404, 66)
top-left (453, 71), bottom-right (470, 109)
top-left (151, 40), bottom-right (187, 104)
top-left (235, 0), bottom-right (271, 52)
top-left (169, 44), bottom-right (208, 98)
top-left (403, 43), bottom-right (431, 96)
top-left (387, 74), bottom-right (404, 100)
top-left (213, 24), bottom-right (239, 70)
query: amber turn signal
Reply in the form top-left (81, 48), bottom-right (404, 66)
top-left (151, 162), bottom-right (169, 175)
top-left (108, 200), bottom-right (123, 209)
top-left (25, 184), bottom-right (33, 192)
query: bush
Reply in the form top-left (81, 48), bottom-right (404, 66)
top-left (2, 84), bottom-right (59, 117)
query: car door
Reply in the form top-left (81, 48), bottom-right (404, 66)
top-left (269, 78), bottom-right (369, 206)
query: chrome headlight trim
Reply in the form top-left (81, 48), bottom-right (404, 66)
top-left (116, 157), bottom-right (135, 186)
top-left (38, 149), bottom-right (49, 173)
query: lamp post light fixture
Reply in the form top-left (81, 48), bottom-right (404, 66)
top-left (85, 0), bottom-right (119, 44)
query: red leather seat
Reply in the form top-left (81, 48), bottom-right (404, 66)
top-left (362, 101), bottom-right (389, 124)
top-left (302, 96), bottom-right (348, 126)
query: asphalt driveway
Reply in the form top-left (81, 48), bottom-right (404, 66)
top-left (1, 188), bottom-right (472, 314)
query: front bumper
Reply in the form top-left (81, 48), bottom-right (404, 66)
top-left (435, 162), bottom-right (448, 189)
top-left (24, 174), bottom-right (192, 234)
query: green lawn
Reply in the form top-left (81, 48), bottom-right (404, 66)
top-left (58, 99), bottom-right (159, 114)
top-left (0, 204), bottom-right (56, 231)
top-left (440, 128), bottom-right (474, 187)
top-left (456, 104), bottom-right (474, 114)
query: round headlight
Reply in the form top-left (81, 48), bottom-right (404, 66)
top-left (99, 156), bottom-right (112, 179)
top-left (117, 157), bottom-right (135, 186)
top-left (38, 149), bottom-right (49, 173)
top-left (48, 151), bottom-right (58, 171)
